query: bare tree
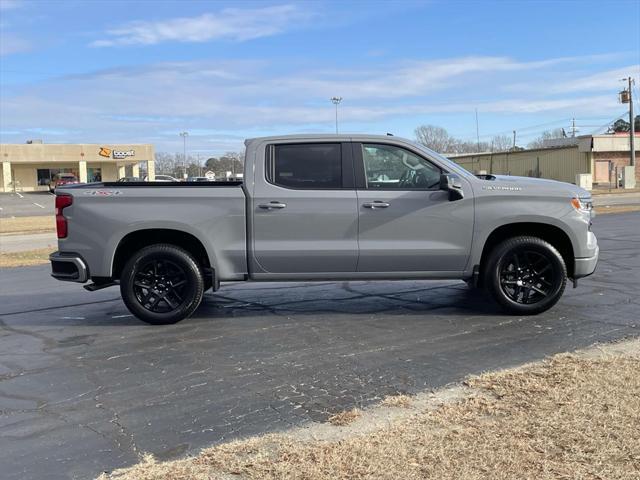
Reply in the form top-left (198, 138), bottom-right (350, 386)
top-left (155, 152), bottom-right (207, 178)
top-left (415, 125), bottom-right (514, 154)
top-left (154, 152), bottom-right (181, 176)
top-left (527, 128), bottom-right (566, 149)
top-left (205, 151), bottom-right (245, 179)
top-left (414, 125), bottom-right (456, 153)
top-left (489, 135), bottom-right (512, 152)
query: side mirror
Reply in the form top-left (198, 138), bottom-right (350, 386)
top-left (439, 173), bottom-right (464, 201)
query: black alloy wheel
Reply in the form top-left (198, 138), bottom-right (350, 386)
top-left (485, 236), bottom-right (567, 315)
top-left (120, 244), bottom-right (204, 324)
top-left (133, 259), bottom-right (188, 313)
top-left (498, 248), bottom-right (559, 305)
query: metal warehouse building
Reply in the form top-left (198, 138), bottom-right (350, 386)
top-left (448, 133), bottom-right (639, 189)
top-left (0, 142), bottom-right (156, 192)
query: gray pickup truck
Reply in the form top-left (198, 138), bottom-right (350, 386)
top-left (50, 134), bottom-right (598, 324)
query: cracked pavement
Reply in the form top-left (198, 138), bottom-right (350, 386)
top-left (1, 212), bottom-right (639, 480)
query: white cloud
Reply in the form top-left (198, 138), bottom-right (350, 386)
top-left (90, 4), bottom-right (314, 47)
top-left (0, 33), bottom-right (30, 56)
top-left (0, 54), bottom-right (633, 152)
top-left (505, 65), bottom-right (640, 95)
top-left (0, 0), bottom-right (22, 11)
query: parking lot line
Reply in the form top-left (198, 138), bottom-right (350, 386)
top-left (32, 202), bottom-right (45, 209)
top-left (16, 192), bottom-right (24, 198)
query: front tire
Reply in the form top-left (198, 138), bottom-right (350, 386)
top-left (120, 244), bottom-right (204, 324)
top-left (485, 236), bottom-right (567, 315)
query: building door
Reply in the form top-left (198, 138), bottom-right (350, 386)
top-left (595, 161), bottom-right (610, 183)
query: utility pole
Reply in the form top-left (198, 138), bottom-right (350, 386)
top-left (179, 131), bottom-right (189, 179)
top-left (475, 108), bottom-right (480, 152)
top-left (330, 96), bottom-right (342, 134)
top-left (569, 118), bottom-right (578, 137)
top-left (512, 130), bottom-right (517, 149)
top-left (620, 78), bottom-right (635, 167)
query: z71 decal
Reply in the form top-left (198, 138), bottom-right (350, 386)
top-left (84, 190), bottom-right (122, 196)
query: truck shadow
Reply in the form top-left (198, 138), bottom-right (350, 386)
top-left (197, 280), bottom-right (502, 319)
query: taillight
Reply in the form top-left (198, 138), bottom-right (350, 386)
top-left (55, 194), bottom-right (73, 238)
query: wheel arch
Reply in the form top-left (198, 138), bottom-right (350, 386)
top-left (111, 229), bottom-right (212, 279)
top-left (478, 222), bottom-right (575, 283)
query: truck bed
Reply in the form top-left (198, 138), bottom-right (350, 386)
top-left (57, 182), bottom-right (248, 281)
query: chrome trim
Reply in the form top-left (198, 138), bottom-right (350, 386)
top-left (49, 252), bottom-right (89, 283)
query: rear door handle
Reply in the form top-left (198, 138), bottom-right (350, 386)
top-left (258, 201), bottom-right (287, 210)
top-left (362, 201), bottom-right (390, 209)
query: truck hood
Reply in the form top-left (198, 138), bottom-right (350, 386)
top-left (489, 175), bottom-right (590, 198)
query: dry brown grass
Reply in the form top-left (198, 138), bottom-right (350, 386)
top-left (327, 408), bottom-right (361, 426)
top-left (100, 345), bottom-right (640, 480)
top-left (381, 394), bottom-right (412, 408)
top-left (0, 215), bottom-right (55, 235)
top-left (0, 248), bottom-right (51, 268)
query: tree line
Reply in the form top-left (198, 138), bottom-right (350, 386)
top-left (155, 152), bottom-right (244, 178)
top-left (414, 115), bottom-right (640, 154)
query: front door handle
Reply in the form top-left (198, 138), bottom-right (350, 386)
top-left (258, 201), bottom-right (287, 210)
top-left (363, 201), bottom-right (390, 209)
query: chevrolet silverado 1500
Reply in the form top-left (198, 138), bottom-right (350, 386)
top-left (50, 135), bottom-right (598, 324)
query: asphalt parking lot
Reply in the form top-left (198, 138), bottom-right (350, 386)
top-left (0, 192), bottom-right (55, 218)
top-left (1, 212), bottom-right (639, 480)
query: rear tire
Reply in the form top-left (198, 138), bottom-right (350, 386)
top-left (120, 244), bottom-right (204, 324)
top-left (484, 236), bottom-right (567, 315)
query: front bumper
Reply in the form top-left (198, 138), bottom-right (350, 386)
top-left (574, 245), bottom-right (599, 279)
top-left (50, 251), bottom-right (89, 283)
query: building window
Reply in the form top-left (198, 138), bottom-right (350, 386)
top-left (37, 169), bottom-right (53, 186)
top-left (36, 168), bottom-right (78, 185)
top-left (87, 167), bottom-right (102, 182)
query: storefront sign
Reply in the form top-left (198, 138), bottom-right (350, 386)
top-left (98, 147), bottom-right (135, 159)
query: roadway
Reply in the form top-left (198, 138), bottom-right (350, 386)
top-left (0, 212), bottom-right (638, 479)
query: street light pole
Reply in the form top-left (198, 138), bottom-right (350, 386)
top-left (330, 96), bottom-right (342, 134)
top-left (179, 131), bottom-right (189, 179)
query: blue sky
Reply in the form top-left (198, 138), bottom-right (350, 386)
top-left (1, 0), bottom-right (639, 155)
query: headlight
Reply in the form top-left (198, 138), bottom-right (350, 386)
top-left (571, 197), bottom-right (593, 212)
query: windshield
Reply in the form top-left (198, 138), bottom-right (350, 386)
top-left (410, 141), bottom-right (474, 179)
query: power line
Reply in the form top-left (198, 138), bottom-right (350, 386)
top-left (455, 117), bottom-right (573, 140)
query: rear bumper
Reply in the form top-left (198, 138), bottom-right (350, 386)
top-left (574, 245), bottom-right (599, 279)
top-left (50, 251), bottom-right (89, 283)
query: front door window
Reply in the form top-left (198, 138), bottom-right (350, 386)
top-left (362, 144), bottom-right (441, 190)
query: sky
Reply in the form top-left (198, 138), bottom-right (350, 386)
top-left (0, 0), bottom-right (639, 156)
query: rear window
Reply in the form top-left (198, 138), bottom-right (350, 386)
top-left (266, 143), bottom-right (342, 189)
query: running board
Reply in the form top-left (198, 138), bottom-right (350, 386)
top-left (84, 281), bottom-right (118, 292)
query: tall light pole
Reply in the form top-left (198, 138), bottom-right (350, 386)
top-left (179, 131), bottom-right (189, 179)
top-left (330, 96), bottom-right (342, 134)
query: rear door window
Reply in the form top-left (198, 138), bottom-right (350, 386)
top-left (267, 143), bottom-right (342, 189)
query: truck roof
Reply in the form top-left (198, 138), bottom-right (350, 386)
top-left (245, 133), bottom-right (411, 145)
